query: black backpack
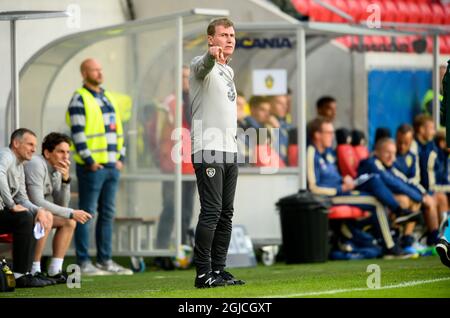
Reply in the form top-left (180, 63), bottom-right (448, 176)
top-left (0, 259), bottom-right (15, 292)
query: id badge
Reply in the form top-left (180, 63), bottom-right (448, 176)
top-left (109, 114), bottom-right (116, 130)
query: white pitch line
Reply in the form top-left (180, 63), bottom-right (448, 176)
top-left (265, 277), bottom-right (450, 298)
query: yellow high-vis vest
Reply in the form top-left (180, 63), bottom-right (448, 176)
top-left (421, 89), bottom-right (443, 115)
top-left (66, 87), bottom-right (124, 165)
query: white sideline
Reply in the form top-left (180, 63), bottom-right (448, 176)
top-left (265, 277), bottom-right (450, 298)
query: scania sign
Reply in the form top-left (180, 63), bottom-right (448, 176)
top-left (236, 37), bottom-right (293, 49)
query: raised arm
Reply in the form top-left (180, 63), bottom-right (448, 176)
top-left (191, 51), bottom-right (216, 80)
top-left (25, 158), bottom-right (72, 218)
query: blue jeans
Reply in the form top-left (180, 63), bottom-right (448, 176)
top-left (75, 165), bottom-right (120, 264)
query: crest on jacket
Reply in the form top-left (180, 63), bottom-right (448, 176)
top-left (206, 167), bottom-right (216, 178)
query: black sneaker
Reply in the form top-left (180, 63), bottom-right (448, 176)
top-left (47, 271), bottom-right (68, 284)
top-left (426, 230), bottom-right (440, 246)
top-left (15, 274), bottom-right (47, 288)
top-left (194, 271), bottom-right (226, 288)
top-left (214, 270), bottom-right (245, 286)
top-left (383, 244), bottom-right (418, 259)
top-left (393, 209), bottom-right (421, 225)
top-left (400, 235), bottom-right (415, 248)
top-left (34, 272), bottom-right (56, 286)
top-left (436, 239), bottom-right (450, 268)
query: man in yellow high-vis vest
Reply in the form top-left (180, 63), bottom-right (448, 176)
top-left (66, 58), bottom-right (132, 276)
top-left (421, 65), bottom-right (446, 125)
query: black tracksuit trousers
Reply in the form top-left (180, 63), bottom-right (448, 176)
top-left (0, 209), bottom-right (36, 274)
top-left (192, 151), bottom-right (238, 275)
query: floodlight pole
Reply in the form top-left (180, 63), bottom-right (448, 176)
top-left (432, 34), bottom-right (440, 128)
top-left (296, 27), bottom-right (307, 190)
top-left (174, 15), bottom-right (183, 257)
top-left (10, 19), bottom-right (19, 130)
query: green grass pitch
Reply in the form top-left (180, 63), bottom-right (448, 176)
top-left (3, 256), bottom-right (449, 298)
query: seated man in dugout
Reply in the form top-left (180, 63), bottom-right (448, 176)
top-left (24, 132), bottom-right (92, 284)
top-left (266, 95), bottom-right (293, 165)
top-left (412, 114), bottom-right (449, 232)
top-left (306, 117), bottom-right (416, 257)
top-left (395, 124), bottom-right (444, 250)
top-left (241, 96), bottom-right (272, 132)
top-left (359, 137), bottom-right (440, 250)
top-left (0, 128), bottom-right (53, 288)
top-left (239, 96), bottom-right (273, 165)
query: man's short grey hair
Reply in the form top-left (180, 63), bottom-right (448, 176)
top-left (9, 128), bottom-right (36, 148)
top-left (375, 137), bottom-right (395, 152)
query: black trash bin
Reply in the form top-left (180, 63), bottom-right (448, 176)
top-left (276, 190), bottom-right (330, 264)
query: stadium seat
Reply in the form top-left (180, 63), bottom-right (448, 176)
top-left (430, 3), bottom-right (445, 25)
top-left (232, 0), bottom-right (440, 54)
top-left (381, 0), bottom-right (398, 22)
top-left (363, 36), bottom-right (389, 52)
top-left (382, 36), bottom-right (393, 51)
top-left (353, 145), bottom-right (369, 163)
top-left (446, 36), bottom-right (450, 54)
top-left (254, 144), bottom-right (286, 168)
top-left (445, 36), bottom-right (450, 55)
top-left (335, 36), bottom-right (350, 47)
top-left (287, 144), bottom-right (298, 167)
top-left (395, 1), bottom-right (409, 23)
top-left (329, 0), bottom-right (348, 23)
top-left (309, 1), bottom-right (331, 22)
top-left (351, 129), bottom-right (370, 164)
top-left (426, 36), bottom-right (434, 53)
top-left (370, 36), bottom-right (385, 51)
top-left (394, 36), bottom-right (412, 53)
top-left (380, 0), bottom-right (397, 23)
top-left (363, 36), bottom-right (374, 51)
top-left (444, 5), bottom-right (450, 25)
top-left (345, 0), bottom-right (363, 22)
top-left (0, 234), bottom-right (13, 244)
top-left (358, 0), bottom-right (371, 23)
top-left (328, 205), bottom-right (370, 220)
top-left (0, 234), bottom-right (12, 260)
top-left (292, 0), bottom-right (444, 28)
top-left (417, 2), bottom-right (432, 24)
top-left (440, 36), bottom-right (450, 55)
top-left (348, 35), bottom-right (362, 50)
top-left (336, 144), bottom-right (358, 178)
top-left (405, 2), bottom-right (421, 24)
top-left (291, 0), bottom-right (310, 16)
